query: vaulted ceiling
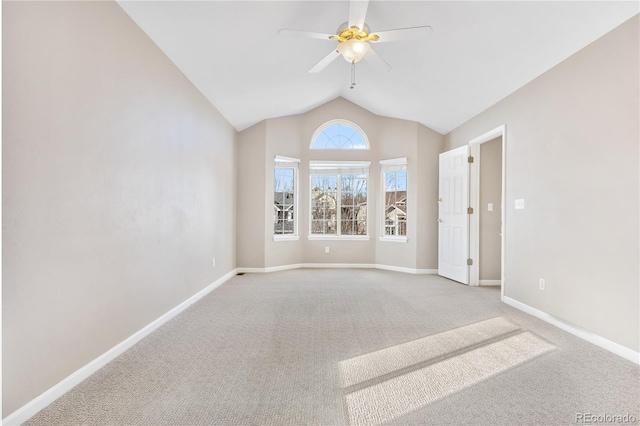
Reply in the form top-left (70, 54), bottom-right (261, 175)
top-left (117, 1), bottom-right (638, 134)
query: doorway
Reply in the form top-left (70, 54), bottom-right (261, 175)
top-left (468, 125), bottom-right (506, 300)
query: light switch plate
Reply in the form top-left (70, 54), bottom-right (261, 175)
top-left (488, 203), bottom-right (493, 211)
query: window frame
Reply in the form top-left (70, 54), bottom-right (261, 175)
top-left (309, 119), bottom-right (370, 150)
top-left (380, 157), bottom-right (408, 243)
top-left (273, 155), bottom-right (300, 241)
top-left (308, 161), bottom-right (371, 241)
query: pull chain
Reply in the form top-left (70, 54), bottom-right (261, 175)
top-left (350, 60), bottom-right (356, 89)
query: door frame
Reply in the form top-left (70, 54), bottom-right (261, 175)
top-left (468, 125), bottom-right (506, 301)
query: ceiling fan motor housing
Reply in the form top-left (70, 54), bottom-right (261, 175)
top-left (334, 22), bottom-right (379, 43)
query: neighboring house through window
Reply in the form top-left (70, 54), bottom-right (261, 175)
top-left (274, 155), bottom-right (300, 240)
top-left (380, 157), bottom-right (408, 242)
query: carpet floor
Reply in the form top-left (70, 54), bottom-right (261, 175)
top-left (25, 269), bottom-right (639, 425)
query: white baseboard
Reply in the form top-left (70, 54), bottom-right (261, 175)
top-left (236, 267), bottom-right (265, 273)
top-left (2, 269), bottom-right (239, 426)
top-left (301, 263), bottom-right (374, 269)
top-left (238, 263), bottom-right (438, 275)
top-left (414, 269), bottom-right (438, 275)
top-left (237, 264), bottom-right (302, 273)
top-left (240, 263), bottom-right (378, 272)
top-left (376, 265), bottom-right (437, 275)
top-left (375, 264), bottom-right (414, 274)
top-left (503, 296), bottom-right (639, 365)
top-left (480, 280), bottom-right (501, 286)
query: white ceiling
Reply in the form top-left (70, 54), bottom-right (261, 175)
top-left (117, 1), bottom-right (638, 134)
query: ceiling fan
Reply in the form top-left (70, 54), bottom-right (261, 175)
top-left (278, 0), bottom-right (432, 88)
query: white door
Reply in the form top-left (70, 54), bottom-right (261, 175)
top-left (438, 145), bottom-right (470, 284)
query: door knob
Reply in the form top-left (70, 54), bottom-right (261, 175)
top-left (438, 198), bottom-right (443, 203)
top-left (438, 218), bottom-right (443, 223)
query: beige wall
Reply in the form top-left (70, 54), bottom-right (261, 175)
top-left (479, 137), bottom-right (502, 281)
top-left (265, 116), bottom-right (303, 268)
top-left (2, 1), bottom-right (237, 415)
top-left (237, 121), bottom-right (267, 268)
top-left (237, 98), bottom-right (444, 270)
top-left (374, 118), bottom-right (418, 269)
top-left (416, 124), bottom-right (445, 270)
top-left (445, 16), bottom-right (639, 351)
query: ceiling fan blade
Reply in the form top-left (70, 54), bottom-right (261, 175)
top-left (348, 0), bottom-right (369, 31)
top-left (309, 49), bottom-right (341, 73)
top-left (278, 29), bottom-right (335, 41)
top-left (364, 48), bottom-right (391, 73)
top-left (371, 26), bottom-right (433, 43)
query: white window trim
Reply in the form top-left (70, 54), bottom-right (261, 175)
top-left (379, 236), bottom-right (407, 243)
top-left (380, 157), bottom-right (408, 242)
top-left (307, 160), bottom-right (370, 174)
top-left (308, 235), bottom-right (370, 241)
top-left (275, 155), bottom-right (301, 168)
top-left (273, 155), bottom-right (300, 241)
top-left (309, 161), bottom-right (370, 239)
top-left (309, 119), bottom-right (370, 150)
top-left (379, 157), bottom-right (407, 169)
top-left (274, 235), bottom-right (300, 242)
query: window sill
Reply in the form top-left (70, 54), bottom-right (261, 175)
top-left (379, 236), bottom-right (408, 243)
top-left (273, 235), bottom-right (299, 242)
top-left (307, 235), bottom-right (370, 241)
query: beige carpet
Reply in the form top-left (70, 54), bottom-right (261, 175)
top-left (345, 331), bottom-right (555, 425)
top-left (25, 269), bottom-right (639, 425)
top-left (339, 316), bottom-right (522, 388)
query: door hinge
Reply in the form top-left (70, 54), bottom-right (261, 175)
top-left (467, 207), bottom-right (474, 214)
top-left (468, 156), bottom-right (474, 164)
top-left (467, 258), bottom-right (473, 266)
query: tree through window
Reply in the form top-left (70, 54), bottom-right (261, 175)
top-left (309, 161), bottom-right (370, 237)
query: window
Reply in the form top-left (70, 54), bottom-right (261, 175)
top-left (310, 120), bottom-right (369, 150)
top-left (274, 155), bottom-right (300, 240)
top-left (309, 161), bottom-right (370, 239)
top-left (380, 158), bottom-right (408, 242)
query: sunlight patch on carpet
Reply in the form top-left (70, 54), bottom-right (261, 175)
top-left (344, 331), bottom-right (555, 425)
top-left (340, 316), bottom-right (520, 388)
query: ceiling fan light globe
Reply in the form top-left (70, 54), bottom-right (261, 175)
top-left (337, 38), bottom-right (370, 63)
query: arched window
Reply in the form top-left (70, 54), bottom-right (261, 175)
top-left (310, 120), bottom-right (369, 150)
